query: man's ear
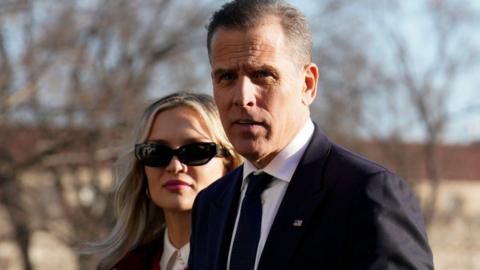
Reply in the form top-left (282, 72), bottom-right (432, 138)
top-left (301, 63), bottom-right (319, 106)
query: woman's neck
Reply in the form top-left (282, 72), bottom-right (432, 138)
top-left (163, 210), bottom-right (192, 249)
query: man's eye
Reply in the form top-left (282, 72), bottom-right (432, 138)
top-left (218, 72), bottom-right (236, 82)
top-left (252, 70), bottom-right (272, 79)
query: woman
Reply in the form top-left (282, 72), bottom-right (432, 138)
top-left (87, 92), bottom-right (242, 270)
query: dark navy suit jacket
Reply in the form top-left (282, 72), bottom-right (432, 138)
top-left (189, 125), bottom-right (433, 270)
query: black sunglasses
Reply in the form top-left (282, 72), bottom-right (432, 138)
top-left (135, 142), bottom-right (229, 167)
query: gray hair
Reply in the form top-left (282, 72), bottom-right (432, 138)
top-left (206, 0), bottom-right (312, 66)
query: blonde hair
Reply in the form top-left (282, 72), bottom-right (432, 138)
top-left (84, 92), bottom-right (242, 270)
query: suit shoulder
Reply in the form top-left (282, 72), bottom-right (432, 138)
top-left (329, 143), bottom-right (393, 176)
top-left (325, 143), bottom-right (415, 199)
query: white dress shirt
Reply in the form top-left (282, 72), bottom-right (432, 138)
top-left (227, 119), bottom-right (315, 270)
top-left (160, 228), bottom-right (189, 270)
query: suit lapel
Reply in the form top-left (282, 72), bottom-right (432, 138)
top-left (258, 126), bottom-right (332, 270)
top-left (208, 167), bottom-right (243, 270)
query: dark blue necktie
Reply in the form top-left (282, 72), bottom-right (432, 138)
top-left (229, 172), bottom-right (273, 270)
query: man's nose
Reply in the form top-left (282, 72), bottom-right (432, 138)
top-left (233, 76), bottom-right (256, 107)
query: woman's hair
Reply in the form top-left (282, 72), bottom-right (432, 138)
top-left (84, 92), bottom-right (242, 270)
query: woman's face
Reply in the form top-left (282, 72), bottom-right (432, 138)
top-left (144, 106), bottom-right (227, 212)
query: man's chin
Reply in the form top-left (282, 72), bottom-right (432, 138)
top-left (234, 143), bottom-right (274, 168)
top-left (234, 142), bottom-right (261, 161)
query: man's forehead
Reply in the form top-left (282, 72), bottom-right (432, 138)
top-left (211, 40), bottom-right (277, 63)
top-left (211, 30), bottom-right (285, 65)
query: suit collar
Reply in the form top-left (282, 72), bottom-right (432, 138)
top-left (243, 119), bottom-right (315, 183)
top-left (258, 124), bottom-right (332, 270)
top-left (207, 124), bottom-right (333, 270)
top-left (213, 167), bottom-right (243, 209)
top-left (210, 167), bottom-right (244, 270)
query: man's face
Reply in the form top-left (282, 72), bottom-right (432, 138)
top-left (210, 17), bottom-right (317, 168)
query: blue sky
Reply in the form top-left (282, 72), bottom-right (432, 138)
top-left (5, 0), bottom-right (479, 143)
top-left (290, 0), bottom-right (480, 143)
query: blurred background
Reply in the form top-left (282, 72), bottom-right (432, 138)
top-left (0, 0), bottom-right (479, 269)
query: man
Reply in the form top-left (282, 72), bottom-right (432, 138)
top-left (189, 0), bottom-right (434, 269)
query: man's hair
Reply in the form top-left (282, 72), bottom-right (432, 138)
top-left (207, 0), bottom-right (312, 65)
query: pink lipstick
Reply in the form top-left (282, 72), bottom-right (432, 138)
top-left (163, 179), bottom-right (191, 192)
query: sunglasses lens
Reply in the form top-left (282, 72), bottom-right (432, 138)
top-left (135, 144), bottom-right (172, 167)
top-left (135, 142), bottom-right (223, 167)
top-left (179, 143), bottom-right (217, 165)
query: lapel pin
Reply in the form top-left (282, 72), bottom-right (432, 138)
top-left (293, 219), bottom-right (303, 227)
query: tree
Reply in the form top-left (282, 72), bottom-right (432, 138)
top-left (310, 0), bottom-right (480, 226)
top-left (0, 0), bottom-right (213, 269)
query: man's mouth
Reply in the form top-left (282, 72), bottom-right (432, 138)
top-left (232, 119), bottom-right (266, 134)
top-left (235, 119), bottom-right (263, 125)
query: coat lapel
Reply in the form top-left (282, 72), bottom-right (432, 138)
top-left (258, 126), bottom-right (332, 270)
top-left (208, 167), bottom-right (243, 270)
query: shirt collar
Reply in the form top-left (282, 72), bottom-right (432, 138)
top-left (242, 119), bottom-right (314, 183)
top-left (162, 227), bottom-right (190, 267)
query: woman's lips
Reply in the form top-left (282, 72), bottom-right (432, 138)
top-left (163, 179), bottom-right (192, 191)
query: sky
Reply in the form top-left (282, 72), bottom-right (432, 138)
top-left (201, 0), bottom-right (480, 144)
top-left (4, 0), bottom-right (479, 144)
top-left (289, 0), bottom-right (480, 143)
